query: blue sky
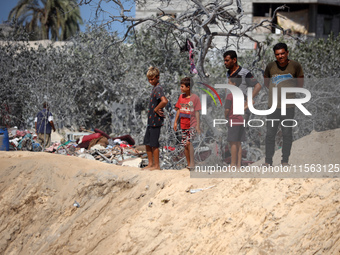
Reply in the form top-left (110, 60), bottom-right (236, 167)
top-left (0, 0), bottom-right (135, 36)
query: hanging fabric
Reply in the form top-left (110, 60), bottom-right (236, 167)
top-left (186, 39), bottom-right (198, 74)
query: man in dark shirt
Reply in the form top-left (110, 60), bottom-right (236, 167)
top-left (223, 50), bottom-right (262, 101)
top-left (35, 102), bottom-right (56, 148)
top-left (223, 50), bottom-right (262, 164)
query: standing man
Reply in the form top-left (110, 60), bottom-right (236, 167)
top-left (263, 42), bottom-right (304, 166)
top-left (223, 50), bottom-right (262, 165)
top-left (35, 102), bottom-right (56, 148)
top-left (223, 50), bottom-right (262, 103)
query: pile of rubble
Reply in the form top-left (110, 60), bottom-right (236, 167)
top-left (4, 126), bottom-right (257, 169)
top-left (7, 127), bottom-right (42, 151)
top-left (55, 140), bottom-right (147, 167)
top-left (6, 127), bottom-right (149, 168)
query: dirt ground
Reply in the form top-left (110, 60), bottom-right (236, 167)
top-left (0, 129), bottom-right (339, 254)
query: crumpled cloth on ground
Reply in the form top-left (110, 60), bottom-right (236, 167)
top-left (45, 143), bottom-right (61, 152)
top-left (78, 153), bottom-right (96, 160)
top-left (88, 136), bottom-right (109, 150)
top-left (16, 130), bottom-right (29, 138)
top-left (110, 135), bottom-right (135, 145)
top-left (90, 144), bottom-right (106, 151)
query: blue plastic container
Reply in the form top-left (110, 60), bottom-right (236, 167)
top-left (0, 126), bottom-right (10, 151)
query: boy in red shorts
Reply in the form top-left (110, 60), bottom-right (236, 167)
top-left (174, 77), bottom-right (201, 170)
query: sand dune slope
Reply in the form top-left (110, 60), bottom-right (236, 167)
top-left (0, 129), bottom-right (340, 254)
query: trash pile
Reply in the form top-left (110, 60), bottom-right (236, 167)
top-left (4, 127), bottom-right (149, 167)
top-left (2, 126), bottom-right (258, 169)
top-left (52, 129), bottom-right (149, 167)
top-left (6, 127), bottom-right (42, 151)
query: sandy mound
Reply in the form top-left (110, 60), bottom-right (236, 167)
top-left (0, 129), bottom-right (340, 254)
top-left (256, 129), bottom-right (340, 166)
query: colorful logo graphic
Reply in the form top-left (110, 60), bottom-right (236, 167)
top-left (197, 82), bottom-right (223, 106)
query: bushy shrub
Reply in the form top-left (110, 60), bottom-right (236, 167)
top-left (0, 26), bottom-right (188, 144)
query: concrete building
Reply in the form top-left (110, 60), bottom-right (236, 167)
top-left (136, 0), bottom-right (340, 49)
top-left (252, 0), bottom-right (340, 37)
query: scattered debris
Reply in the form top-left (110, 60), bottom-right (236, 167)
top-left (136, 193), bottom-right (146, 200)
top-left (73, 201), bottom-right (80, 208)
top-left (161, 199), bottom-right (170, 204)
top-left (122, 158), bottom-right (143, 168)
top-left (78, 153), bottom-right (96, 160)
top-left (189, 185), bottom-right (216, 194)
top-left (156, 182), bottom-right (165, 189)
top-left (5, 127), bottom-right (148, 167)
top-left (185, 185), bottom-right (194, 193)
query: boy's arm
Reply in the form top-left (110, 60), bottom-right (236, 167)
top-left (173, 108), bottom-right (180, 131)
top-left (224, 109), bottom-right (230, 119)
top-left (154, 96), bottom-right (168, 117)
top-left (195, 111), bottom-right (201, 134)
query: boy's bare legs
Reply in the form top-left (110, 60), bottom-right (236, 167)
top-left (229, 142), bottom-right (238, 167)
top-left (144, 145), bottom-right (154, 169)
top-left (144, 146), bottom-right (160, 170)
top-left (184, 141), bottom-right (195, 169)
top-left (188, 142), bottom-right (195, 168)
top-left (237, 142), bottom-right (242, 168)
top-left (150, 147), bottom-right (160, 170)
top-left (184, 143), bottom-right (190, 167)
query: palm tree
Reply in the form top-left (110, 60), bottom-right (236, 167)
top-left (8, 0), bottom-right (83, 40)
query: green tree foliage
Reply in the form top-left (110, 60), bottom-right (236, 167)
top-left (1, 27), bottom-right (339, 153)
top-left (291, 34), bottom-right (340, 78)
top-left (0, 25), bottom-right (188, 143)
top-left (8, 0), bottom-right (83, 40)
